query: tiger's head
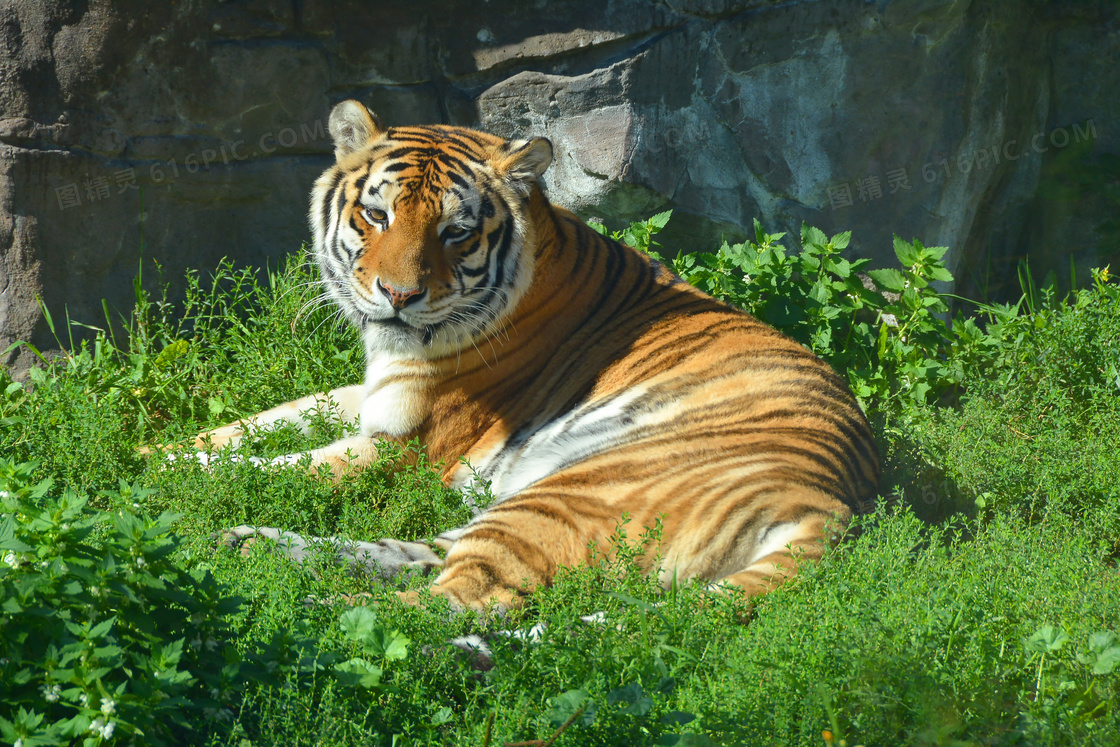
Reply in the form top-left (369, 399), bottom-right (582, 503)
top-left (310, 100), bottom-right (554, 358)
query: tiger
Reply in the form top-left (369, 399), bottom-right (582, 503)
top-left (193, 99), bottom-right (880, 614)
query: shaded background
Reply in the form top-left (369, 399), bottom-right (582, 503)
top-left (1, 0), bottom-right (1117, 376)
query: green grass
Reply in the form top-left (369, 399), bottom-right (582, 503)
top-left (2, 238), bottom-right (1119, 746)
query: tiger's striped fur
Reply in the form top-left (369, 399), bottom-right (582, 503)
top-left (199, 100), bottom-right (880, 612)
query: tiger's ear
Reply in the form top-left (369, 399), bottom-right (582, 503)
top-left (328, 100), bottom-right (387, 159)
top-left (493, 137), bottom-right (553, 184)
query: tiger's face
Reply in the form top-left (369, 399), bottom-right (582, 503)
top-left (310, 100), bottom-right (553, 358)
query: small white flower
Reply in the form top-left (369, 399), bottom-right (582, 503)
top-left (80, 692), bottom-right (90, 707)
top-left (134, 557), bottom-right (147, 569)
top-left (14, 737), bottom-right (23, 747)
top-left (0, 490), bottom-right (11, 499)
top-left (100, 696), bottom-right (115, 715)
top-left (87, 717), bottom-right (117, 739)
top-left (3, 551), bottom-right (18, 568)
top-left (42, 683), bottom-right (62, 702)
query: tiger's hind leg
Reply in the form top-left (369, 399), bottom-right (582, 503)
top-left (706, 507), bottom-right (852, 599)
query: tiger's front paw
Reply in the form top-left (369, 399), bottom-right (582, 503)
top-left (191, 422), bottom-right (249, 451)
top-left (138, 419), bottom-right (246, 456)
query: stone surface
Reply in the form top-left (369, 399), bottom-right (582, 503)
top-left (1, 0), bottom-right (1117, 376)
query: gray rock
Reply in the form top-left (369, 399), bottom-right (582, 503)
top-left (1, 0), bottom-right (1117, 378)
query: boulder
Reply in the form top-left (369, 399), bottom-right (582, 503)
top-left (1, 0), bottom-right (1116, 376)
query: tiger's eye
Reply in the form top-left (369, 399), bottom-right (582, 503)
top-left (362, 207), bottom-right (387, 226)
top-left (442, 225), bottom-right (470, 242)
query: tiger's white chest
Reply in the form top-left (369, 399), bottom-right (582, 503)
top-left (359, 351), bottom-right (430, 438)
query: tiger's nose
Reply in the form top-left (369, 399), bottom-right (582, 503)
top-left (376, 279), bottom-right (425, 310)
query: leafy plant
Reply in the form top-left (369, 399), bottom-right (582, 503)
top-left (3, 215), bottom-right (1120, 745)
top-left (0, 460), bottom-right (244, 746)
top-left (588, 210), bottom-right (672, 257)
top-left (607, 215), bottom-right (977, 412)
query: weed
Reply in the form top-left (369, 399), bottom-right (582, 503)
top-left (2, 217), bottom-right (1119, 745)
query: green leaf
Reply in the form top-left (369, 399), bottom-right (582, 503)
top-left (88, 615), bottom-right (117, 639)
top-left (339, 606), bottom-right (378, 643)
top-left (801, 224), bottom-right (828, 247)
top-left (1025, 624), bottom-right (1070, 654)
top-left (927, 265), bottom-right (954, 283)
top-left (546, 689), bottom-right (597, 727)
top-left (608, 682), bottom-right (653, 716)
top-left (830, 231), bottom-right (851, 250)
top-left (1089, 634), bottom-right (1120, 675)
top-left (893, 235), bottom-right (921, 266)
top-left (867, 268), bottom-right (906, 292)
top-left (922, 244), bottom-right (949, 261)
top-left (367, 628), bottom-right (411, 662)
top-left (648, 210), bottom-right (673, 231)
top-left (753, 218), bottom-right (767, 245)
top-left (158, 638), bottom-right (185, 667)
top-left (335, 657), bottom-right (383, 688)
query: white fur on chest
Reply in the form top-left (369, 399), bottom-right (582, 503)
top-left (359, 352), bottom-right (429, 438)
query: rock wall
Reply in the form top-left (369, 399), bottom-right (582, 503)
top-left (1, 0), bottom-right (1117, 376)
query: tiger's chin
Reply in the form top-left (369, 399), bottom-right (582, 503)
top-left (360, 317), bottom-right (428, 357)
top-left (360, 315), bottom-right (475, 360)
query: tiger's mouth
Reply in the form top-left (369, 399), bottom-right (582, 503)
top-left (379, 316), bottom-right (411, 330)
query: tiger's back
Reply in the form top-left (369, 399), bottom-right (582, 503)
top-left (207, 100), bottom-right (879, 612)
